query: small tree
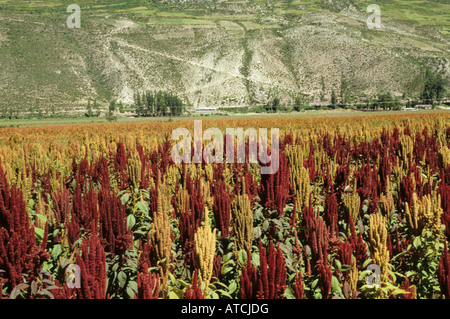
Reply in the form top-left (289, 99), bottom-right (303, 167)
top-left (331, 89), bottom-right (337, 109)
top-left (421, 69), bottom-right (446, 105)
top-left (109, 100), bottom-right (116, 115)
top-left (340, 78), bottom-right (349, 108)
top-left (376, 93), bottom-right (393, 110)
top-left (93, 100), bottom-right (99, 116)
top-left (393, 97), bottom-right (402, 111)
top-left (118, 101), bottom-right (125, 113)
top-left (169, 94), bottom-right (183, 116)
top-left (86, 99), bottom-right (94, 117)
top-left (371, 97), bottom-right (379, 110)
top-left (161, 92), bottom-right (168, 116)
top-left (135, 93), bottom-right (144, 116)
top-left (364, 95), bottom-right (372, 110)
top-left (145, 92), bottom-right (154, 116)
top-left (272, 97), bottom-right (280, 112)
top-left (293, 96), bottom-right (303, 112)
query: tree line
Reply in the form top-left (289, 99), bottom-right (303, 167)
top-left (133, 90), bottom-right (184, 117)
top-left (266, 68), bottom-right (448, 112)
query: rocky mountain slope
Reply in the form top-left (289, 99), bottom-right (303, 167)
top-left (0, 0), bottom-right (448, 114)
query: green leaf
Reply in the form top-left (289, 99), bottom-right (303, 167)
top-left (228, 281), bottom-right (237, 294)
top-left (35, 213), bottom-right (47, 223)
top-left (127, 214), bottom-right (136, 230)
top-left (238, 249), bottom-right (247, 265)
top-left (391, 250), bottom-right (409, 261)
top-left (177, 279), bottom-right (189, 288)
top-left (39, 289), bottom-right (55, 299)
top-left (157, 258), bottom-right (167, 266)
top-left (31, 281), bottom-right (37, 295)
top-left (279, 243), bottom-right (288, 254)
top-left (208, 291), bottom-right (219, 299)
top-left (126, 286), bottom-right (136, 299)
top-left (168, 290), bottom-right (179, 299)
top-left (168, 272), bottom-right (177, 286)
top-left (129, 280), bottom-right (138, 293)
top-left (254, 210), bottom-right (263, 221)
top-left (362, 204), bottom-right (368, 213)
top-left (331, 276), bottom-right (342, 295)
top-left (284, 286), bottom-right (295, 299)
top-left (360, 284), bottom-right (376, 291)
top-left (222, 267), bottom-right (233, 276)
top-left (72, 237), bottom-right (83, 250)
top-left (262, 219), bottom-right (269, 232)
top-left (134, 239), bottom-right (140, 250)
top-left (118, 271), bottom-right (127, 288)
top-left (251, 252), bottom-right (260, 267)
top-left (214, 281), bottom-right (229, 290)
top-left (35, 227), bottom-right (44, 240)
top-left (288, 273), bottom-right (296, 282)
top-left (51, 244), bottom-right (63, 260)
top-left (413, 236), bottom-right (422, 249)
top-left (136, 201), bottom-right (149, 215)
top-left (335, 259), bottom-right (342, 272)
top-left (273, 219), bottom-right (283, 230)
top-left (254, 227), bottom-right (262, 239)
top-left (340, 264), bottom-right (353, 272)
top-left (362, 258), bottom-right (373, 269)
top-left (121, 193), bottom-right (130, 205)
top-left (59, 258), bottom-right (71, 269)
top-left (112, 262), bottom-right (119, 273)
top-left (311, 278), bottom-right (319, 289)
top-left (390, 288), bottom-right (411, 296)
top-left (216, 289), bottom-right (232, 299)
top-left (359, 270), bottom-right (373, 281)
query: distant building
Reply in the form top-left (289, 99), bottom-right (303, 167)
top-left (193, 107), bottom-right (219, 115)
top-left (416, 104), bottom-right (432, 110)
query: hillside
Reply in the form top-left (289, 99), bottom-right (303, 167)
top-left (0, 0), bottom-right (448, 115)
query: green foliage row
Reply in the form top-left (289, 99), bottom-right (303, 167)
top-left (133, 90), bottom-right (184, 117)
